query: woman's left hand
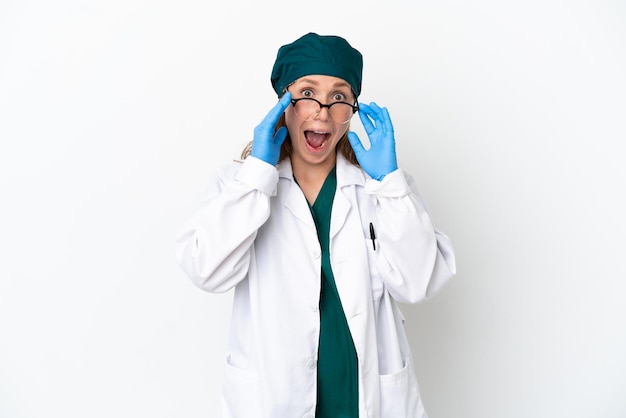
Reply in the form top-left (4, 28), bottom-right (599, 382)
top-left (348, 102), bottom-right (398, 181)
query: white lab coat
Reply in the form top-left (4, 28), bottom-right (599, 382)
top-left (175, 153), bottom-right (456, 418)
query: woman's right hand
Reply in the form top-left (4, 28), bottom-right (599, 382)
top-left (251, 92), bottom-right (292, 166)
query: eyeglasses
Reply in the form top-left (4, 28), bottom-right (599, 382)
top-left (290, 97), bottom-right (359, 124)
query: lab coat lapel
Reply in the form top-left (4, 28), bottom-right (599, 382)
top-left (278, 158), bottom-right (315, 230)
top-left (330, 154), bottom-right (366, 240)
top-left (330, 187), bottom-right (350, 240)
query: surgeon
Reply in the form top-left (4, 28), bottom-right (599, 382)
top-left (175, 32), bottom-right (456, 418)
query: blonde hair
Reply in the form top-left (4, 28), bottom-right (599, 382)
top-left (240, 113), bottom-right (359, 166)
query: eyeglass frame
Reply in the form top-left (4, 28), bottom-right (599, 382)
top-left (289, 97), bottom-right (359, 124)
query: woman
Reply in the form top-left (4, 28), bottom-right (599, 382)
top-left (175, 32), bottom-right (456, 418)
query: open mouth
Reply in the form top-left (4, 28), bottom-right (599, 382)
top-left (304, 130), bottom-right (331, 152)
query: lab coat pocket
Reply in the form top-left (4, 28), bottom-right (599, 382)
top-left (221, 357), bottom-right (262, 417)
top-left (379, 357), bottom-right (425, 418)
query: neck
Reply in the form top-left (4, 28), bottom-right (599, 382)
top-left (291, 154), bottom-right (336, 185)
top-left (291, 154), bottom-right (337, 205)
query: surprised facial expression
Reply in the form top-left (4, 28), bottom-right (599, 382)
top-left (284, 75), bottom-right (356, 171)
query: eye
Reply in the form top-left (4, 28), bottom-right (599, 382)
top-left (301, 89), bottom-right (314, 98)
top-left (332, 92), bottom-right (347, 102)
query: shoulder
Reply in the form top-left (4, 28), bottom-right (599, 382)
top-left (215, 159), bottom-right (245, 181)
top-left (336, 154), bottom-right (367, 187)
top-left (213, 157), bottom-right (280, 196)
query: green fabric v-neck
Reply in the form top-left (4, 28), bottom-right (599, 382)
top-left (301, 167), bottom-right (358, 418)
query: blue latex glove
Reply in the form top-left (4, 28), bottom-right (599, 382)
top-left (348, 102), bottom-right (398, 181)
top-left (251, 92), bottom-right (292, 166)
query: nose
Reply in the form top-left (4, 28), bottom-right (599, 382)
top-left (314, 105), bottom-right (331, 122)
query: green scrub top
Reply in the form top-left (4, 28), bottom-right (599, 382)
top-left (299, 167), bottom-right (359, 418)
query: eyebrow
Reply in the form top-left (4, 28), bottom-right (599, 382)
top-left (295, 78), bottom-right (352, 90)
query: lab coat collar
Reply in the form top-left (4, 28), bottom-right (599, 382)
top-left (276, 152), bottom-right (367, 189)
top-left (277, 153), bottom-right (366, 238)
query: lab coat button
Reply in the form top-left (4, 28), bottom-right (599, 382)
top-left (307, 359), bottom-right (317, 369)
top-left (312, 250), bottom-right (321, 259)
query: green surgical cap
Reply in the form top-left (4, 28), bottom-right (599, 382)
top-left (271, 32), bottom-right (363, 97)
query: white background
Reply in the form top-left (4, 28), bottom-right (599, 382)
top-left (1, 1), bottom-right (625, 417)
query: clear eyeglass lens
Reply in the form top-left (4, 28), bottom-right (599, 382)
top-left (294, 99), bottom-right (353, 124)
